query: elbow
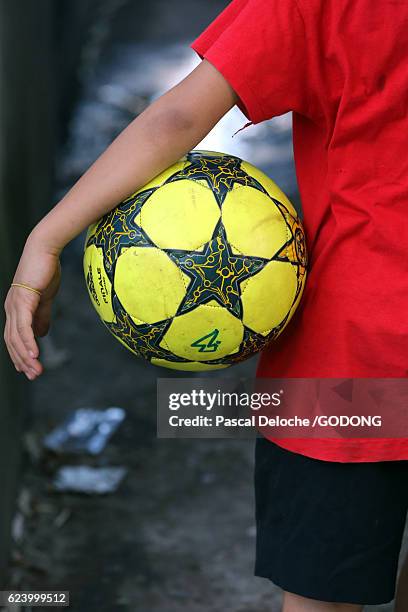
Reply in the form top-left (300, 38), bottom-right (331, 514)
top-left (145, 90), bottom-right (197, 135)
top-left (146, 100), bottom-right (195, 137)
top-left (167, 106), bottom-right (195, 132)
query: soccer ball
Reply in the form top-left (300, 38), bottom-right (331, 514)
top-left (83, 150), bottom-right (307, 371)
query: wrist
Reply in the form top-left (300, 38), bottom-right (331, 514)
top-left (27, 222), bottom-right (65, 257)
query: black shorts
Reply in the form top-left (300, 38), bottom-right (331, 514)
top-left (254, 436), bottom-right (408, 606)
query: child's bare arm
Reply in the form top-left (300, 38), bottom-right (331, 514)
top-left (3, 58), bottom-right (239, 380)
top-left (32, 58), bottom-right (238, 253)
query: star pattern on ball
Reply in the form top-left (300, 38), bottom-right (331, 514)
top-left (167, 223), bottom-right (267, 319)
top-left (83, 150), bottom-right (309, 371)
top-left (271, 199), bottom-right (308, 277)
top-left (294, 227), bottom-right (308, 268)
top-left (165, 150), bottom-right (267, 207)
top-left (86, 189), bottom-right (154, 281)
top-left (106, 295), bottom-right (188, 364)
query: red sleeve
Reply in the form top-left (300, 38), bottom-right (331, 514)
top-left (190, 0), bottom-right (310, 124)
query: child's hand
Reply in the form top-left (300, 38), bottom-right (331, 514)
top-left (3, 236), bottom-right (62, 380)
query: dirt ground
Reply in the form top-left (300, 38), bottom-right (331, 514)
top-left (8, 1), bottom-right (406, 610)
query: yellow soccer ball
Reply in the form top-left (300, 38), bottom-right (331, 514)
top-left (83, 150), bottom-right (307, 371)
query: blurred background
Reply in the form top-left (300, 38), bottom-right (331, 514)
top-left (0, 1), bottom-right (398, 611)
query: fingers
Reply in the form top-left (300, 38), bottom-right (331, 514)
top-left (4, 290), bottom-right (43, 380)
top-left (4, 318), bottom-right (22, 372)
top-left (16, 310), bottom-right (38, 358)
top-left (11, 316), bottom-right (42, 379)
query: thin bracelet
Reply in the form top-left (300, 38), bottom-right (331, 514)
top-left (11, 283), bottom-right (42, 297)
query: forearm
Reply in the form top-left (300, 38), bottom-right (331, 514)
top-left (30, 100), bottom-right (198, 254)
top-left (27, 59), bottom-right (238, 255)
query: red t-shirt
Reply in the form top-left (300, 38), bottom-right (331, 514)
top-left (190, 0), bottom-right (408, 462)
